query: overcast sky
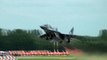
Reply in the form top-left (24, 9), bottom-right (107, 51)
top-left (0, 0), bottom-right (107, 36)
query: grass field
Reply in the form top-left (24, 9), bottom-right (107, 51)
top-left (17, 56), bottom-right (76, 60)
top-left (17, 53), bottom-right (107, 60)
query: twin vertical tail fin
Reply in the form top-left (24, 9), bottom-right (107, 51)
top-left (67, 27), bottom-right (74, 43)
top-left (69, 27), bottom-right (74, 35)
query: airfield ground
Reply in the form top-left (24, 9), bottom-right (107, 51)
top-left (17, 53), bottom-right (107, 60)
top-left (17, 55), bottom-right (76, 60)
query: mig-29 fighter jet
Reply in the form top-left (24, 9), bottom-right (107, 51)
top-left (39, 24), bottom-right (74, 43)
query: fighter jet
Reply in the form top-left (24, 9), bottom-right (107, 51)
top-left (39, 24), bottom-right (74, 43)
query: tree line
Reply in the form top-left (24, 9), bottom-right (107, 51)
top-left (0, 28), bottom-right (54, 51)
top-left (68, 29), bottom-right (107, 52)
top-left (0, 28), bottom-right (107, 52)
